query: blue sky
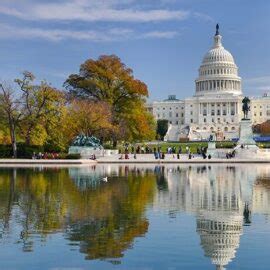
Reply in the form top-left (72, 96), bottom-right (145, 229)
top-left (0, 0), bottom-right (270, 101)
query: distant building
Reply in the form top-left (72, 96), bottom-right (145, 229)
top-left (148, 25), bottom-right (270, 141)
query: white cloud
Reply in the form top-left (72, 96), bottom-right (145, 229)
top-left (0, 23), bottom-right (179, 42)
top-left (193, 12), bottom-right (214, 22)
top-left (142, 30), bottom-right (178, 39)
top-left (0, 0), bottom-right (189, 22)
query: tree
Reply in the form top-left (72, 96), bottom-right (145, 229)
top-left (254, 120), bottom-right (270, 135)
top-left (15, 71), bottom-right (66, 146)
top-left (156, 119), bottom-right (169, 140)
top-left (64, 55), bottom-right (154, 144)
top-left (0, 83), bottom-right (22, 158)
top-left (65, 99), bottom-right (114, 142)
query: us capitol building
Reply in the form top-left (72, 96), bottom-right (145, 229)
top-left (148, 25), bottom-right (270, 141)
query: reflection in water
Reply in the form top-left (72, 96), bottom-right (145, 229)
top-left (0, 165), bottom-right (270, 269)
top-left (154, 165), bottom-right (270, 269)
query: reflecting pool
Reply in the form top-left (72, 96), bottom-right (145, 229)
top-left (0, 164), bottom-right (270, 269)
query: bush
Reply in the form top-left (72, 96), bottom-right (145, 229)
top-left (0, 144), bottom-right (47, 158)
top-left (103, 143), bottom-right (116, 150)
top-left (17, 144), bottom-right (44, 158)
top-left (64, 153), bottom-right (81, 159)
top-left (0, 145), bottom-right (13, 158)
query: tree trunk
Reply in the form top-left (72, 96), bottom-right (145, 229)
top-left (25, 126), bottom-right (33, 145)
top-left (10, 121), bottom-right (17, 158)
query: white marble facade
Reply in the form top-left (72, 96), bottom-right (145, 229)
top-left (149, 26), bottom-right (270, 141)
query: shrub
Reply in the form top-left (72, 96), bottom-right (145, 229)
top-left (65, 153), bottom-right (81, 159)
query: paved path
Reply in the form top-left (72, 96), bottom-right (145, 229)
top-left (1, 154), bottom-right (270, 165)
top-left (0, 159), bottom-right (97, 165)
top-left (97, 154), bottom-right (270, 164)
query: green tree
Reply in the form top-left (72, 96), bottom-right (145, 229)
top-left (156, 119), bottom-right (169, 140)
top-left (0, 83), bottom-right (22, 157)
top-left (15, 71), bottom-right (66, 146)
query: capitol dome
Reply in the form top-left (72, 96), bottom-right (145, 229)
top-left (202, 42), bottom-right (235, 64)
top-left (195, 24), bottom-right (242, 96)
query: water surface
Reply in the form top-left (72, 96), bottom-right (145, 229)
top-left (0, 164), bottom-right (270, 270)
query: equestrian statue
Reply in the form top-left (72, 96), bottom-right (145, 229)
top-left (242, 96), bottom-right (250, 120)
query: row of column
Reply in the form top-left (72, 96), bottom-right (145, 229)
top-left (199, 102), bottom-right (238, 116)
top-left (196, 80), bottom-right (241, 92)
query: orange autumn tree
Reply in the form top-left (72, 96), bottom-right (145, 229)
top-left (65, 99), bottom-right (114, 142)
top-left (64, 55), bottom-right (155, 145)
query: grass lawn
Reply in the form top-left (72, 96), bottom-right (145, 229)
top-left (116, 141), bottom-right (270, 153)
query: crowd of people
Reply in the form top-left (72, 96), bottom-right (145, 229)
top-left (32, 152), bottom-right (60, 159)
top-left (118, 144), bottom-right (216, 160)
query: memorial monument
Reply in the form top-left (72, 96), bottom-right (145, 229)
top-left (237, 97), bottom-right (257, 148)
top-left (68, 134), bottom-right (104, 158)
top-left (207, 133), bottom-right (218, 158)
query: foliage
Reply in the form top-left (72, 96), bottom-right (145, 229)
top-left (65, 99), bottom-right (114, 141)
top-left (0, 144), bottom-right (44, 158)
top-left (65, 55), bottom-right (155, 143)
top-left (156, 119), bottom-right (169, 140)
top-left (0, 55), bottom-right (157, 156)
top-left (253, 120), bottom-right (270, 135)
top-left (65, 153), bottom-right (81, 159)
top-left (15, 71), bottom-right (66, 146)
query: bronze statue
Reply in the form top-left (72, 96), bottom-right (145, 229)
top-left (242, 96), bottom-right (250, 119)
top-left (215, 23), bottom-right (219, 36)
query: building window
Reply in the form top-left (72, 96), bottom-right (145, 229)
top-left (204, 118), bottom-right (206, 123)
top-left (203, 110), bottom-right (207, 116)
top-left (169, 112), bottom-right (172, 117)
top-left (211, 110), bottom-right (215, 116)
top-left (176, 121), bottom-right (178, 125)
top-left (176, 113), bottom-right (179, 117)
top-left (190, 111), bottom-right (193, 115)
top-left (181, 113), bottom-right (184, 117)
top-left (190, 119), bottom-right (193, 123)
top-left (217, 110), bottom-right (220, 116)
top-left (224, 127), bottom-right (228, 132)
top-left (231, 127), bottom-right (235, 131)
top-left (260, 112), bottom-right (262, 116)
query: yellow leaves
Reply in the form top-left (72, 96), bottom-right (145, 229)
top-left (66, 99), bottom-right (114, 139)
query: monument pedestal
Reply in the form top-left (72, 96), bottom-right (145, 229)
top-left (207, 141), bottom-right (218, 158)
top-left (237, 119), bottom-right (257, 147)
top-left (235, 119), bottom-right (259, 158)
